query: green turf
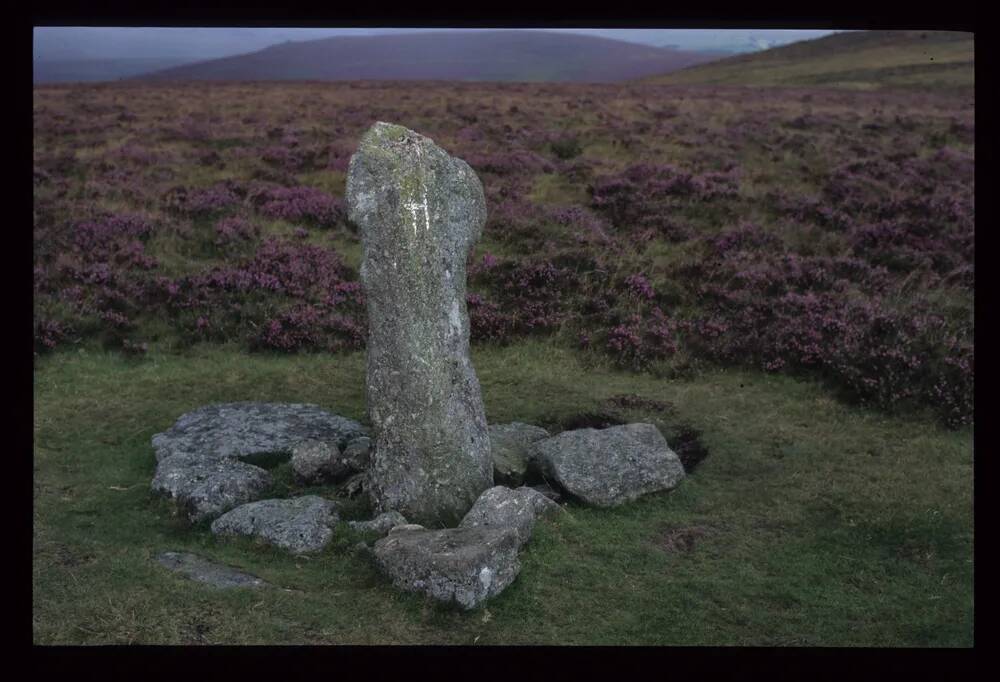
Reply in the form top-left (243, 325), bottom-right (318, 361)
top-left (33, 340), bottom-right (973, 644)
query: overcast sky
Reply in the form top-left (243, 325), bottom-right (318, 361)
top-left (33, 27), bottom-right (840, 61)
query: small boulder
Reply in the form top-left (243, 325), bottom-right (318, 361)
top-left (489, 422), bottom-right (550, 486)
top-left (349, 121), bottom-right (493, 527)
top-left (372, 525), bottom-right (521, 610)
top-left (348, 510), bottom-right (409, 536)
top-left (291, 440), bottom-right (351, 484)
top-left (529, 423), bottom-right (685, 507)
top-left (460, 486), bottom-right (561, 546)
top-left (342, 436), bottom-right (372, 471)
top-left (211, 495), bottom-right (339, 554)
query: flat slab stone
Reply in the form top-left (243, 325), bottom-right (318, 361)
top-left (152, 402), bottom-right (367, 463)
top-left (529, 423), bottom-right (685, 507)
top-left (211, 496), bottom-right (340, 554)
top-left (489, 422), bottom-right (551, 487)
top-left (151, 455), bottom-right (273, 523)
top-left (373, 525), bottom-right (521, 610)
top-left (156, 551), bottom-right (268, 589)
top-left (150, 403), bottom-right (366, 522)
top-left (460, 485), bottom-right (562, 546)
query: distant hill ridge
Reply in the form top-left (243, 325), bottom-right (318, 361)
top-left (641, 30), bottom-right (973, 89)
top-left (34, 57), bottom-right (193, 84)
top-left (136, 31), bottom-right (728, 83)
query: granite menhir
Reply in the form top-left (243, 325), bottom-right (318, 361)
top-left (346, 121), bottom-right (492, 527)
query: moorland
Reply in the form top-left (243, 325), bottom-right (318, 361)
top-left (33, 32), bottom-right (974, 644)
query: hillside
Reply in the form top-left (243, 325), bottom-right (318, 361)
top-left (642, 30), bottom-right (973, 89)
top-left (137, 31), bottom-right (726, 83)
top-left (33, 57), bottom-right (194, 84)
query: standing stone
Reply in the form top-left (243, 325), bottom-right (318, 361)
top-left (346, 122), bottom-right (492, 527)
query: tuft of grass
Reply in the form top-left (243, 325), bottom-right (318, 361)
top-left (529, 173), bottom-right (589, 205)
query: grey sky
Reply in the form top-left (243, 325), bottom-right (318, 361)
top-left (33, 27), bottom-right (839, 62)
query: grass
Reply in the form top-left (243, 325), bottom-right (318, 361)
top-left (33, 339), bottom-right (973, 645)
top-left (530, 173), bottom-right (590, 205)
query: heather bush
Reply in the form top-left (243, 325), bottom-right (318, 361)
top-left (590, 162), bottom-right (740, 229)
top-left (483, 198), bottom-right (550, 248)
top-left (159, 238), bottom-right (365, 351)
top-left (253, 186), bottom-right (344, 228)
top-left (467, 257), bottom-right (579, 342)
top-left (179, 239), bottom-right (351, 302)
top-left (261, 145), bottom-right (316, 172)
top-left (112, 143), bottom-right (159, 166)
top-left (708, 221), bottom-right (783, 256)
top-left (466, 293), bottom-right (513, 342)
top-left (214, 216), bottom-right (260, 249)
top-left (544, 205), bottom-right (613, 246)
top-left (255, 306), bottom-right (319, 351)
top-left (163, 183), bottom-right (241, 217)
top-left (72, 213), bottom-right (154, 252)
top-left (623, 273), bottom-right (655, 300)
top-left (34, 318), bottom-right (67, 354)
top-left (769, 191), bottom-right (854, 231)
top-left (679, 240), bottom-right (971, 426)
top-left (467, 149), bottom-right (555, 176)
top-left (605, 307), bottom-right (679, 371)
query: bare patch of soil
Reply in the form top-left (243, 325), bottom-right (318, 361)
top-left (658, 525), bottom-right (709, 553)
top-left (669, 423), bottom-right (710, 473)
top-left (554, 411), bottom-right (627, 431)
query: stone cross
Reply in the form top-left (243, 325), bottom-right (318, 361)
top-left (346, 122), bottom-right (493, 527)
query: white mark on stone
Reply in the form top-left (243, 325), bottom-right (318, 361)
top-left (402, 199), bottom-right (422, 236)
top-left (448, 300), bottom-right (461, 333)
top-left (401, 144), bottom-right (431, 235)
top-left (421, 188), bottom-right (430, 232)
top-left (478, 566), bottom-right (493, 590)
